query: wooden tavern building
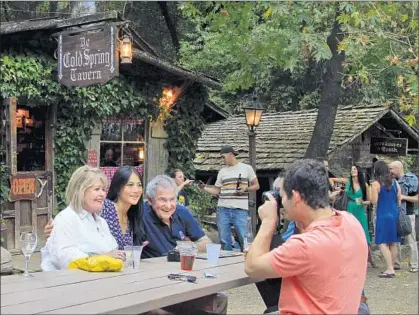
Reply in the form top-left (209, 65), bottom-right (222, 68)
top-left (0, 12), bottom-right (226, 252)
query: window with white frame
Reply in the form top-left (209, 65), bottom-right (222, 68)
top-left (99, 118), bottom-right (145, 167)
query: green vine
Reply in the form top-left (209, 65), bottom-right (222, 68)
top-left (0, 50), bottom-right (208, 211)
top-left (164, 83), bottom-right (207, 177)
top-left (0, 163), bottom-right (9, 211)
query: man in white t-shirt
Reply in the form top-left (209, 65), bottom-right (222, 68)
top-left (200, 146), bottom-right (260, 251)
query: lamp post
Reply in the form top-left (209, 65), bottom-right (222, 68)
top-left (243, 99), bottom-right (264, 235)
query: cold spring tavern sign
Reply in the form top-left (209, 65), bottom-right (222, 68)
top-left (58, 25), bottom-right (119, 87)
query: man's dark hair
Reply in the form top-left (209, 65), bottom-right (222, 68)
top-left (283, 159), bottom-right (329, 209)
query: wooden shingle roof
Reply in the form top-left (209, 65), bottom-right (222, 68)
top-left (195, 105), bottom-right (390, 172)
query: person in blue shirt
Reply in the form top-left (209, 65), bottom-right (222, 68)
top-left (142, 174), bottom-right (211, 258)
top-left (142, 174), bottom-right (228, 315)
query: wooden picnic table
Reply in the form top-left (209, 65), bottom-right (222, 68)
top-left (1, 255), bottom-right (261, 314)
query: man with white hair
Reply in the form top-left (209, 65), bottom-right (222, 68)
top-left (389, 161), bottom-right (418, 273)
top-left (143, 174), bottom-right (227, 315)
top-left (143, 174), bottom-right (211, 258)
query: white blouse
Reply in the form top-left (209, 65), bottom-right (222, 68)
top-left (41, 206), bottom-right (118, 271)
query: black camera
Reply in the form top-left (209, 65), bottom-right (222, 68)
top-left (167, 249), bottom-right (180, 262)
top-left (262, 190), bottom-right (282, 216)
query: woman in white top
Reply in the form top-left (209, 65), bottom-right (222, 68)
top-left (41, 165), bottom-right (125, 271)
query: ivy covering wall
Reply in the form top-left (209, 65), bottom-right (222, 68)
top-left (0, 50), bottom-right (207, 211)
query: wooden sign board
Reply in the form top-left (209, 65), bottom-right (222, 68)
top-left (370, 137), bottom-right (408, 156)
top-left (9, 174), bottom-right (37, 201)
top-left (58, 24), bottom-right (119, 87)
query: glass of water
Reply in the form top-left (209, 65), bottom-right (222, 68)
top-left (20, 231), bottom-right (37, 277)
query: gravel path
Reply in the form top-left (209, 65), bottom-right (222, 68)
top-left (227, 261), bottom-right (418, 314)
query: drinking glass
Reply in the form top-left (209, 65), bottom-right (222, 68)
top-left (123, 246), bottom-right (143, 270)
top-left (177, 241), bottom-right (198, 271)
top-left (20, 231), bottom-right (37, 277)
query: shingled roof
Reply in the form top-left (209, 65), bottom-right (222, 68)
top-left (194, 105), bottom-right (414, 172)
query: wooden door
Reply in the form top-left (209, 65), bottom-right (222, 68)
top-left (1, 97), bottom-right (54, 253)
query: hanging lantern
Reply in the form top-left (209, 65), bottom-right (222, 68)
top-left (120, 35), bottom-right (132, 64)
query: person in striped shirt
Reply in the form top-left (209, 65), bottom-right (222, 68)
top-left (200, 145), bottom-right (260, 251)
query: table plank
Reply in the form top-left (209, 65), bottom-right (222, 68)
top-left (47, 263), bottom-right (259, 314)
top-left (1, 256), bottom-right (257, 315)
top-left (1, 256), bottom-right (244, 295)
top-left (0, 269), bottom-right (79, 285)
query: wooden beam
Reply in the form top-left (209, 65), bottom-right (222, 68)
top-left (0, 18), bottom-right (62, 35)
top-left (388, 110), bottom-right (419, 141)
top-left (0, 11), bottom-right (120, 35)
top-left (132, 49), bottom-right (222, 90)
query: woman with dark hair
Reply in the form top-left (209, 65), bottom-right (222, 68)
top-left (369, 160), bottom-right (401, 278)
top-left (331, 165), bottom-right (375, 267)
top-left (101, 166), bottom-right (148, 249)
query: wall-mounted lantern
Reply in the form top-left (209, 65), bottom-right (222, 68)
top-left (120, 35), bottom-right (132, 64)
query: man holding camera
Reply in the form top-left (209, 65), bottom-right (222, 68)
top-left (245, 159), bottom-right (367, 314)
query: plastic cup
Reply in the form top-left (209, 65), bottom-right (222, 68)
top-left (177, 241), bottom-right (198, 271)
top-left (206, 243), bottom-right (221, 265)
top-left (124, 245), bottom-right (143, 269)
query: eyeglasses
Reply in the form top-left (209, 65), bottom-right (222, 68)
top-left (168, 273), bottom-right (196, 283)
top-left (156, 197), bottom-right (177, 204)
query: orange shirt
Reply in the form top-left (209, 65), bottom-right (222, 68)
top-left (270, 210), bottom-right (367, 314)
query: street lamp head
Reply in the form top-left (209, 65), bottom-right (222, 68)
top-left (244, 105), bottom-right (264, 131)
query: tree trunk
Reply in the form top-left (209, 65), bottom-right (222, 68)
top-left (158, 1), bottom-right (180, 58)
top-left (49, 1), bottom-right (58, 17)
top-left (304, 18), bottom-right (345, 159)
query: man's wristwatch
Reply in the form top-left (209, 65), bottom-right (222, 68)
top-left (244, 187), bottom-right (249, 193)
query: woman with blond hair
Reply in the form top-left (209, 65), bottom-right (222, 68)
top-left (41, 165), bottom-right (125, 271)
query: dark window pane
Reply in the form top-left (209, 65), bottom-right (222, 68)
top-left (123, 119), bottom-right (145, 142)
top-left (122, 143), bottom-right (145, 167)
top-left (100, 144), bottom-right (121, 167)
top-left (101, 119), bottom-right (122, 141)
top-left (16, 106), bottom-right (46, 172)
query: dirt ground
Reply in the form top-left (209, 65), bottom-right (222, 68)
top-left (227, 261), bottom-right (418, 314)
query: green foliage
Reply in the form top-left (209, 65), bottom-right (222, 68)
top-left (0, 50), bottom-right (208, 211)
top-left (0, 163), bottom-right (9, 210)
top-left (185, 185), bottom-right (217, 226)
top-left (337, 1), bottom-right (418, 124)
top-left (179, 1), bottom-right (418, 123)
top-left (164, 83), bottom-right (207, 177)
